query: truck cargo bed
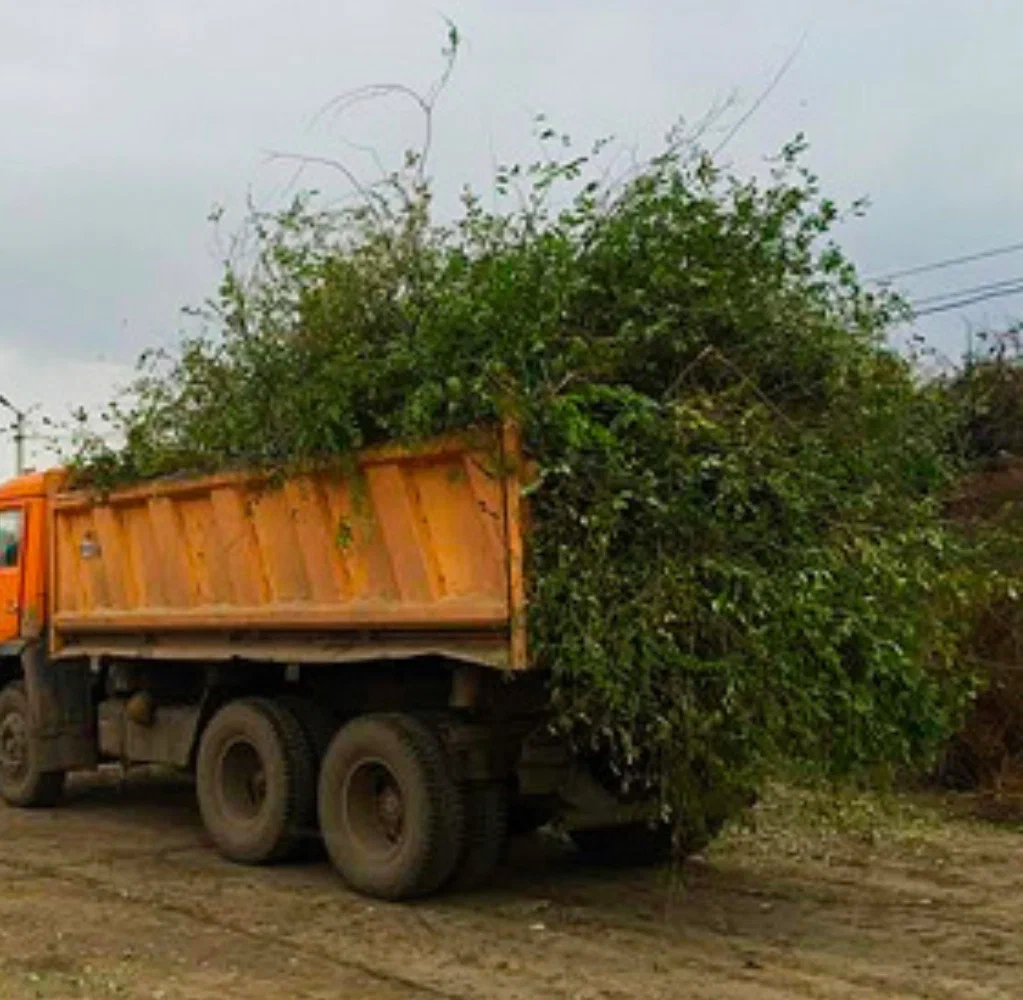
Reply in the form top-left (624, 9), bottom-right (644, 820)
top-left (49, 427), bottom-right (528, 669)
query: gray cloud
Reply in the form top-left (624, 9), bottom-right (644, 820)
top-left (1, 0), bottom-right (1022, 474)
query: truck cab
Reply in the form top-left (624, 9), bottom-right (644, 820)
top-left (0, 471), bottom-right (61, 653)
top-left (0, 470), bottom-right (92, 813)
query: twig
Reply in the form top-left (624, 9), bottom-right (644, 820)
top-left (712, 31), bottom-right (808, 157)
top-left (263, 150), bottom-right (391, 222)
top-left (664, 345), bottom-right (716, 400)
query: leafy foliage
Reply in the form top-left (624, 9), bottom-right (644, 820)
top-left (937, 329), bottom-right (1023, 789)
top-left (946, 325), bottom-right (1023, 461)
top-left (72, 126), bottom-right (986, 833)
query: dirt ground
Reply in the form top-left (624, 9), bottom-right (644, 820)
top-left (0, 771), bottom-right (1019, 999)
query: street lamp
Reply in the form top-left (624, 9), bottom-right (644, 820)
top-left (0, 395), bottom-right (26, 475)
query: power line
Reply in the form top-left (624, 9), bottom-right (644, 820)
top-left (912, 274), bottom-right (1023, 307)
top-left (911, 281), bottom-right (1023, 317)
top-left (867, 239), bottom-right (1023, 284)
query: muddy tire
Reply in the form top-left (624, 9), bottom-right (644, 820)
top-left (318, 714), bottom-right (464, 900)
top-left (508, 799), bottom-right (555, 837)
top-left (196, 698), bottom-right (315, 864)
top-left (450, 781), bottom-right (507, 891)
top-left (275, 695), bottom-right (336, 855)
top-left (276, 696), bottom-right (336, 764)
top-left (571, 823), bottom-right (675, 867)
top-left (572, 813), bottom-right (729, 867)
top-left (0, 682), bottom-right (64, 807)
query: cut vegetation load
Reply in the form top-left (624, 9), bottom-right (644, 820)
top-left (0, 122), bottom-right (986, 899)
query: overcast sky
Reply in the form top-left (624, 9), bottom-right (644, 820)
top-left (2, 0), bottom-right (1022, 475)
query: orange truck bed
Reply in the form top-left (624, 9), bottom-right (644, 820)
top-left (49, 426), bottom-right (528, 670)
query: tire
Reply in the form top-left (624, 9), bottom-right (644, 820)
top-left (276, 695), bottom-right (336, 764)
top-left (196, 698), bottom-right (315, 864)
top-left (275, 695), bottom-right (337, 856)
top-left (508, 799), bottom-right (555, 837)
top-left (571, 822), bottom-right (675, 867)
top-left (571, 812), bottom-right (730, 867)
top-left (0, 681), bottom-right (65, 807)
top-left (449, 781), bottom-right (507, 891)
top-left (318, 713), bottom-right (464, 900)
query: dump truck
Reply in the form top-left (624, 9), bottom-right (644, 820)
top-left (0, 426), bottom-right (665, 899)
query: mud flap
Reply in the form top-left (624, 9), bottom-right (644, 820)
top-left (22, 645), bottom-right (97, 773)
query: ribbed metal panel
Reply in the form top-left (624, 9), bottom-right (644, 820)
top-left (52, 433), bottom-right (517, 639)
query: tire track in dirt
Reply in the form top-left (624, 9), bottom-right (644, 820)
top-left (17, 845), bottom-right (1017, 1000)
top-left (1, 779), bottom-right (1021, 999)
top-left (0, 854), bottom-right (462, 999)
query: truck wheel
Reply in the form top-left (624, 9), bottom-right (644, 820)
top-left (276, 695), bottom-right (336, 764)
top-left (508, 799), bottom-right (555, 837)
top-left (449, 781), bottom-right (507, 891)
top-left (196, 698), bottom-right (315, 864)
top-left (318, 714), bottom-right (464, 900)
top-left (571, 822), bottom-right (675, 867)
top-left (0, 682), bottom-right (65, 807)
top-left (274, 695), bottom-right (335, 855)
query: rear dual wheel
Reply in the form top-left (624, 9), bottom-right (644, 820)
top-left (317, 714), bottom-right (508, 900)
top-left (318, 714), bottom-right (464, 900)
top-left (196, 698), bottom-right (316, 864)
top-left (451, 780), bottom-right (508, 891)
top-left (570, 811), bottom-right (732, 867)
top-left (198, 702), bottom-right (508, 899)
top-left (571, 822), bottom-right (675, 866)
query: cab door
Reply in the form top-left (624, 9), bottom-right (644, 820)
top-left (0, 507), bottom-right (24, 642)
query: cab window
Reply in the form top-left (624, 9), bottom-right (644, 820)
top-left (0, 510), bottom-right (23, 568)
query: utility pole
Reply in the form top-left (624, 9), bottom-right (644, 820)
top-left (0, 395), bottom-right (26, 475)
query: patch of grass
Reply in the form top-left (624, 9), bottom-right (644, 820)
top-left (712, 781), bottom-right (985, 869)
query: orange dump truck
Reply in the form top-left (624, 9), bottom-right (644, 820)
top-left (0, 428), bottom-right (656, 898)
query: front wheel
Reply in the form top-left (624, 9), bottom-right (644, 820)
top-left (0, 681), bottom-right (64, 807)
top-left (318, 714), bottom-right (464, 900)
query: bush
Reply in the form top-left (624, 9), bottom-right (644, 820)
top-left (71, 124), bottom-right (986, 835)
top-left (940, 334), bottom-right (1023, 789)
top-left (946, 326), bottom-right (1023, 461)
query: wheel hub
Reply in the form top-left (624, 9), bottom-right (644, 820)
top-left (376, 780), bottom-right (404, 841)
top-left (247, 769), bottom-right (267, 808)
top-left (345, 760), bottom-right (406, 854)
top-left (219, 740), bottom-right (268, 821)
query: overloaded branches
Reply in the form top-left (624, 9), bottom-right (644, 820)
top-left (72, 119), bottom-right (992, 833)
